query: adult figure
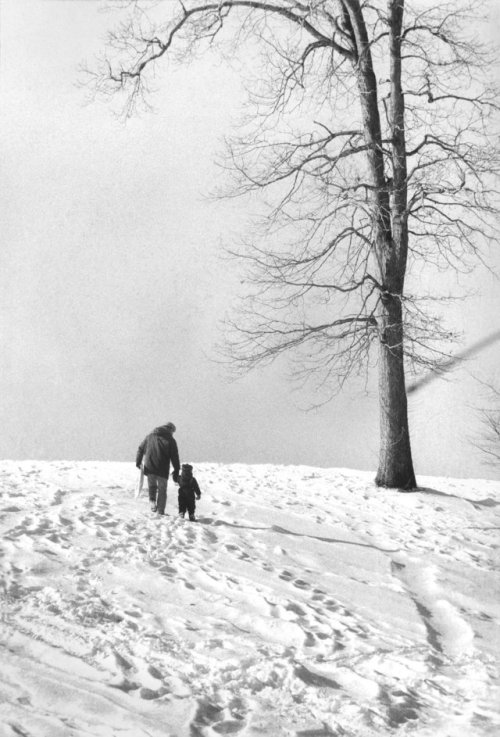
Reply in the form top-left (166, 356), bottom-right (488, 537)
top-left (136, 422), bottom-right (180, 515)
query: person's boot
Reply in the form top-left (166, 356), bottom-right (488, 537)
top-left (150, 502), bottom-right (157, 513)
top-left (189, 514), bottom-right (196, 522)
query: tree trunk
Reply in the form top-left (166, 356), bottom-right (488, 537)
top-left (375, 293), bottom-right (416, 489)
top-left (374, 0), bottom-right (416, 490)
top-left (345, 0), bottom-right (416, 488)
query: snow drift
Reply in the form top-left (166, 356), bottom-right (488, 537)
top-left (0, 461), bottom-right (499, 736)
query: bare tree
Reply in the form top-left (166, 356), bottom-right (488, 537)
top-left (473, 380), bottom-right (500, 467)
top-left (90, 0), bottom-right (499, 489)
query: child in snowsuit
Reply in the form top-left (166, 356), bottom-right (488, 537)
top-left (177, 464), bottom-right (201, 521)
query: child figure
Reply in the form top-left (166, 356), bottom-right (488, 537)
top-left (177, 464), bottom-right (201, 521)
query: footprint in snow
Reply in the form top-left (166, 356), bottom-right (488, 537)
top-left (311, 588), bottom-right (327, 600)
top-left (260, 562), bottom-right (274, 572)
top-left (50, 489), bottom-right (66, 506)
top-left (286, 602), bottom-right (307, 617)
top-left (190, 697), bottom-right (247, 736)
top-left (278, 570), bottom-right (312, 591)
top-left (293, 579), bottom-right (310, 590)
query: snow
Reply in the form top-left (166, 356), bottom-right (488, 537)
top-left (0, 460), bottom-right (499, 736)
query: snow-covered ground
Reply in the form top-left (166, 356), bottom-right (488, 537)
top-left (0, 461), bottom-right (499, 737)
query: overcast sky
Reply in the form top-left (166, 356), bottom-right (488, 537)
top-left (1, 0), bottom-right (499, 480)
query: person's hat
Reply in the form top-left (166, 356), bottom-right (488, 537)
top-left (165, 422), bottom-right (176, 432)
top-left (182, 463), bottom-right (193, 472)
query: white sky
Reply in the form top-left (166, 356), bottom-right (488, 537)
top-left (0, 0), bottom-right (499, 480)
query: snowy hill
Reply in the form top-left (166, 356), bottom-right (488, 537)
top-left (0, 461), bottom-right (499, 737)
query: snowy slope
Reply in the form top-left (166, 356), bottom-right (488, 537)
top-left (0, 461), bottom-right (499, 737)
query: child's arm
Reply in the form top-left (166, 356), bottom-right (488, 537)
top-left (193, 478), bottom-right (201, 499)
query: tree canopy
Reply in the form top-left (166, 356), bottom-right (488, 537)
top-left (90, 0), bottom-right (500, 488)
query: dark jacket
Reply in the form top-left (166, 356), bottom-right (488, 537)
top-left (178, 468), bottom-right (201, 501)
top-left (136, 426), bottom-right (180, 479)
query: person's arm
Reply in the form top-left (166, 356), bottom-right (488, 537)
top-left (193, 478), bottom-right (201, 499)
top-left (170, 438), bottom-right (180, 481)
top-left (136, 438), bottom-right (147, 469)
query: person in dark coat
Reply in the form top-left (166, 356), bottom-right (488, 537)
top-left (177, 464), bottom-right (201, 521)
top-left (136, 422), bottom-right (180, 515)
